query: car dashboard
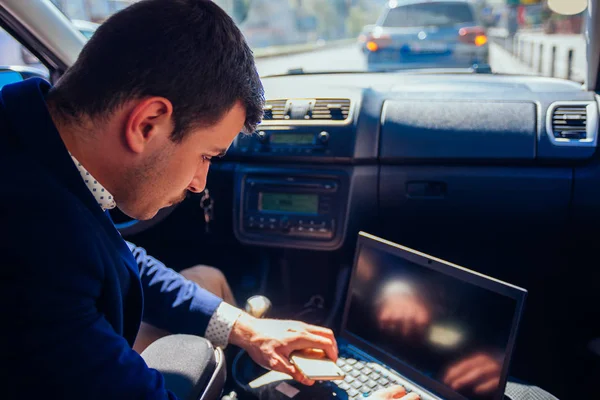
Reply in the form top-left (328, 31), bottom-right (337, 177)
top-left (217, 72), bottom-right (598, 262)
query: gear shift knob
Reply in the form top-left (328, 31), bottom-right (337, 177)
top-left (245, 295), bottom-right (272, 319)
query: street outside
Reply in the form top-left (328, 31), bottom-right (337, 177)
top-left (255, 41), bottom-right (575, 79)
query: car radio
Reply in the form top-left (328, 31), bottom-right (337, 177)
top-left (231, 125), bottom-right (356, 159)
top-left (240, 175), bottom-right (342, 240)
top-left (235, 128), bottom-right (332, 155)
top-left (257, 129), bottom-right (329, 148)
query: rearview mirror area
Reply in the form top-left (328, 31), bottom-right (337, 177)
top-left (548, 0), bottom-right (587, 16)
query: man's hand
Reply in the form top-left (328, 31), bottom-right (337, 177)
top-left (443, 352), bottom-right (501, 395)
top-left (229, 313), bottom-right (338, 385)
top-left (377, 294), bottom-right (431, 337)
top-left (369, 386), bottom-right (420, 400)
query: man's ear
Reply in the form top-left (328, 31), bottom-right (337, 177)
top-left (124, 97), bottom-right (174, 154)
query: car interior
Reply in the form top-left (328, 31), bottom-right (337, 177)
top-left (1, 0), bottom-right (599, 399)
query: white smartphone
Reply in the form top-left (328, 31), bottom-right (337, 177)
top-left (290, 350), bottom-right (346, 381)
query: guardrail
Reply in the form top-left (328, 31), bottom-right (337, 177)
top-left (487, 27), bottom-right (585, 82)
top-left (253, 38), bottom-right (356, 59)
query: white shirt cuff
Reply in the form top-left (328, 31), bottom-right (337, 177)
top-left (204, 302), bottom-right (243, 348)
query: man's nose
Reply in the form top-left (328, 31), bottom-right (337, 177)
top-left (187, 180), bottom-right (206, 194)
top-left (187, 165), bottom-right (209, 193)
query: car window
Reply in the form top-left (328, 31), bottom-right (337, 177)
top-left (79, 29), bottom-right (95, 40)
top-left (382, 2), bottom-right (475, 28)
top-left (0, 26), bottom-right (49, 75)
top-left (44, 0), bottom-right (589, 83)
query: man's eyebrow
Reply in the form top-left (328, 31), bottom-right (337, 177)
top-left (212, 147), bottom-right (229, 157)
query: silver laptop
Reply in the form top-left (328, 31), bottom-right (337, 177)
top-left (332, 232), bottom-right (527, 400)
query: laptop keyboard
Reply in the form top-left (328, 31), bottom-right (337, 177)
top-left (328, 352), bottom-right (424, 400)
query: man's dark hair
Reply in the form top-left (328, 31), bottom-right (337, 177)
top-left (48, 0), bottom-right (264, 141)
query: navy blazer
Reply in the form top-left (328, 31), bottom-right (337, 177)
top-left (0, 78), bottom-right (223, 399)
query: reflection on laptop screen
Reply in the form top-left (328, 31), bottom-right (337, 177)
top-left (345, 240), bottom-right (518, 400)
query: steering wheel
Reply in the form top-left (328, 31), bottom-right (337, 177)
top-left (110, 205), bottom-right (178, 237)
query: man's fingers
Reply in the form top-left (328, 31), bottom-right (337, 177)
top-left (374, 385), bottom-right (406, 399)
top-left (273, 354), bottom-right (315, 386)
top-left (415, 307), bottom-right (429, 328)
top-left (443, 361), bottom-right (470, 385)
top-left (449, 361), bottom-right (499, 391)
top-left (287, 334), bottom-right (337, 362)
top-left (379, 307), bottom-right (391, 323)
top-left (402, 308), bottom-right (416, 336)
top-left (305, 325), bottom-right (338, 359)
top-left (305, 324), bottom-right (335, 340)
top-left (443, 355), bottom-right (483, 383)
top-left (474, 377), bottom-right (501, 395)
top-left (399, 393), bottom-right (420, 400)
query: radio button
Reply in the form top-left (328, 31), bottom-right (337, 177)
top-left (318, 131), bottom-right (330, 143)
top-left (257, 131), bottom-right (268, 143)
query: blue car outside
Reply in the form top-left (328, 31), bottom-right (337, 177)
top-left (366, 0), bottom-right (489, 71)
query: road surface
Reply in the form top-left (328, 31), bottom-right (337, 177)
top-left (255, 42), bottom-right (566, 78)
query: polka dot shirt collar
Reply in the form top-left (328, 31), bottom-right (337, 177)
top-left (70, 154), bottom-right (116, 211)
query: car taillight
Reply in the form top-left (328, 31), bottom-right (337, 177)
top-left (366, 41), bottom-right (379, 52)
top-left (458, 26), bottom-right (487, 47)
top-left (365, 34), bottom-right (391, 52)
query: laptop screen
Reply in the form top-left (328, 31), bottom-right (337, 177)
top-left (342, 233), bottom-right (525, 400)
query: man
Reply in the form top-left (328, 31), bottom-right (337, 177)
top-left (0, 1), bottom-right (415, 399)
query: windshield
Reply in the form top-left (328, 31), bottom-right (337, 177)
top-left (381, 2), bottom-right (475, 28)
top-left (45, 0), bottom-right (587, 82)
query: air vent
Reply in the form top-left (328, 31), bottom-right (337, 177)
top-left (312, 98), bottom-right (351, 120)
top-left (263, 99), bottom-right (287, 120)
top-left (546, 102), bottom-right (598, 147)
top-left (552, 105), bottom-right (587, 139)
top-left (262, 98), bottom-right (352, 124)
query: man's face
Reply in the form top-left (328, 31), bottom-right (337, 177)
top-left (118, 101), bottom-right (246, 220)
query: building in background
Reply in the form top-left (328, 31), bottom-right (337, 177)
top-left (237, 0), bottom-right (301, 47)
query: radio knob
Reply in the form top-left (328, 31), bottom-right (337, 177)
top-left (318, 131), bottom-right (330, 144)
top-left (256, 130), bottom-right (268, 143)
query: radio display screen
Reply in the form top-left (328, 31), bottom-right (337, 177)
top-left (270, 133), bottom-right (314, 145)
top-left (259, 193), bottom-right (319, 214)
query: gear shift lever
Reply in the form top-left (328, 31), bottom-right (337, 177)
top-left (244, 295), bottom-right (272, 319)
